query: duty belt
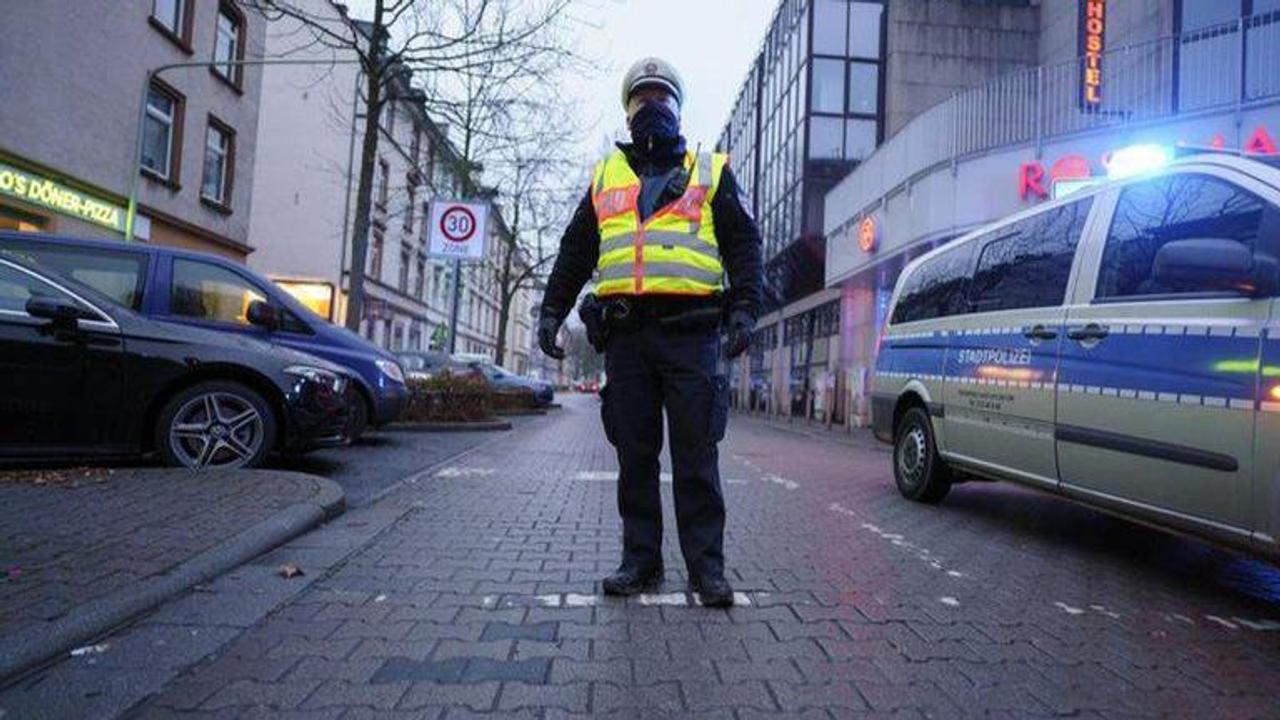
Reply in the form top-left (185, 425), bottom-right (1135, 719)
top-left (602, 295), bottom-right (724, 331)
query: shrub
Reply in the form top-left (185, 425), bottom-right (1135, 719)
top-left (404, 371), bottom-right (493, 422)
top-left (491, 388), bottom-right (540, 412)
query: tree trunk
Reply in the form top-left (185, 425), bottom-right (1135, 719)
top-left (343, 4), bottom-right (385, 332)
top-left (494, 247), bottom-right (514, 366)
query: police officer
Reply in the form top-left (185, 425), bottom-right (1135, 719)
top-left (538, 58), bottom-right (763, 608)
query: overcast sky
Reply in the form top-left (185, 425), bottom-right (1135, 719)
top-left (568, 0), bottom-right (781, 158)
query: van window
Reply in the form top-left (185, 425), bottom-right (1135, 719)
top-left (171, 258), bottom-right (266, 325)
top-left (1098, 174), bottom-right (1268, 299)
top-left (969, 198), bottom-right (1091, 313)
top-left (890, 243), bottom-right (974, 324)
top-left (0, 242), bottom-right (147, 310)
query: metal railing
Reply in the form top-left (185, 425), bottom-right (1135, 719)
top-left (829, 12), bottom-right (1280, 234)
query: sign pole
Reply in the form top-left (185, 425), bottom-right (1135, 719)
top-left (447, 257), bottom-right (463, 354)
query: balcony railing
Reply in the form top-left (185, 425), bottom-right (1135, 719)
top-left (828, 12), bottom-right (1280, 233)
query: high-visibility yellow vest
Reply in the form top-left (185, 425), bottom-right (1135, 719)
top-left (591, 149), bottom-right (728, 297)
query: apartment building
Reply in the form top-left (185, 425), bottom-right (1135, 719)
top-left (0, 0), bottom-right (265, 259)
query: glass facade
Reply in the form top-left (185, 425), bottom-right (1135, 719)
top-left (717, 0), bottom-right (885, 296)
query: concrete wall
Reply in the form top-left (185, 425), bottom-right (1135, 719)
top-left (0, 0), bottom-right (264, 251)
top-left (884, 0), bottom-right (1040, 138)
top-left (248, 3), bottom-right (358, 290)
top-left (1039, 0), bottom-right (1175, 68)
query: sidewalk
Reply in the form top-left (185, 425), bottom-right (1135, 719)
top-left (0, 467), bottom-right (343, 685)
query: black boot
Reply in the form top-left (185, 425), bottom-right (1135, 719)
top-left (691, 574), bottom-right (734, 608)
top-left (601, 564), bottom-right (663, 596)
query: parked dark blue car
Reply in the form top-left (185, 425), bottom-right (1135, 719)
top-left (0, 233), bottom-right (409, 437)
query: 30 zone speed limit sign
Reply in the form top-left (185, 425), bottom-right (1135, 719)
top-left (428, 200), bottom-right (489, 260)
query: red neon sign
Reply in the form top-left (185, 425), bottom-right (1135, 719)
top-left (1081, 0), bottom-right (1106, 107)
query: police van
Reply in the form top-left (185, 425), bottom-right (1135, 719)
top-left (872, 149), bottom-right (1280, 559)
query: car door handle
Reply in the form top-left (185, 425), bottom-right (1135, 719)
top-left (1022, 324), bottom-right (1058, 341)
top-left (1066, 323), bottom-right (1109, 342)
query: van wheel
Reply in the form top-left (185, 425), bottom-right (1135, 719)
top-left (894, 406), bottom-right (951, 504)
top-left (345, 385), bottom-right (369, 441)
top-left (157, 381), bottom-right (276, 469)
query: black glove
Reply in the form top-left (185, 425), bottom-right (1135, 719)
top-left (577, 294), bottom-right (608, 353)
top-left (538, 315), bottom-right (565, 359)
top-left (723, 310), bottom-right (754, 360)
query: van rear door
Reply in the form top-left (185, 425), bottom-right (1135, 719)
top-left (1056, 169), bottom-right (1277, 535)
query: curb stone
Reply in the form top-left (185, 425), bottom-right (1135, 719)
top-left (0, 473), bottom-right (344, 688)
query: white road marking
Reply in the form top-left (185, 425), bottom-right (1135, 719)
top-left (70, 643), bottom-right (109, 657)
top-left (1205, 615), bottom-right (1239, 630)
top-left (373, 594), bottom-right (387, 603)
top-left (940, 597), bottom-right (960, 607)
top-left (638, 592), bottom-right (689, 606)
top-left (529, 592), bottom-right (751, 608)
top-left (1054, 602), bottom-right (1086, 616)
top-left (1089, 604), bottom-right (1122, 619)
top-left (435, 467), bottom-right (496, 478)
top-left (829, 504), bottom-right (965, 578)
top-left (1233, 618), bottom-right (1280, 631)
top-left (573, 471), bottom-right (747, 484)
top-left (763, 473), bottom-right (800, 490)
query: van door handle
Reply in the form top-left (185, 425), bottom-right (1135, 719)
top-left (1067, 323), bottom-right (1109, 342)
top-left (1022, 324), bottom-right (1058, 341)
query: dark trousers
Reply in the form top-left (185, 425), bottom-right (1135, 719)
top-left (601, 321), bottom-right (729, 579)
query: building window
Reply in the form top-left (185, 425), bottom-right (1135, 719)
top-left (811, 58), bottom-right (845, 114)
top-left (404, 182), bottom-right (417, 231)
top-left (415, 257), bottom-right (426, 297)
top-left (844, 119), bottom-right (877, 161)
top-left (142, 81), bottom-right (183, 184)
top-left (378, 159), bottom-right (390, 209)
top-left (201, 118), bottom-right (234, 209)
top-left (848, 2), bottom-right (883, 60)
top-left (399, 248), bottom-right (411, 292)
top-left (809, 116), bottom-right (844, 160)
top-left (151, 0), bottom-right (192, 48)
top-left (370, 228), bottom-right (384, 280)
top-left (213, 2), bottom-right (245, 87)
top-left (813, 0), bottom-right (848, 55)
top-left (847, 62), bottom-right (879, 115)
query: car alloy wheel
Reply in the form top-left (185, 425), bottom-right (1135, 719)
top-left (168, 392), bottom-right (266, 469)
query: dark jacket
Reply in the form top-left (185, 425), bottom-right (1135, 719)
top-left (539, 137), bottom-right (764, 324)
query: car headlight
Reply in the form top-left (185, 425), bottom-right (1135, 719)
top-left (376, 359), bottom-right (406, 384)
top-left (285, 365), bottom-right (344, 393)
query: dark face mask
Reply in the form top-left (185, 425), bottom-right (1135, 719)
top-left (629, 101), bottom-right (680, 146)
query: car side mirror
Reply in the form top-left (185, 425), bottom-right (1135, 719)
top-left (26, 295), bottom-right (92, 328)
top-left (246, 300), bottom-right (280, 330)
top-left (1152, 239), bottom-right (1278, 297)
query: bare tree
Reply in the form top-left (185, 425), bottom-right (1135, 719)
top-left (245, 0), bottom-right (574, 332)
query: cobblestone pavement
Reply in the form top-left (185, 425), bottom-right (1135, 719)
top-left (271, 426), bottom-right (501, 507)
top-left (0, 469), bottom-right (332, 642)
top-left (13, 394), bottom-right (1280, 719)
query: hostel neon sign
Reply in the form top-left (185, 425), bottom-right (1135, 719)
top-left (0, 161), bottom-right (125, 232)
top-left (1080, 0), bottom-right (1106, 107)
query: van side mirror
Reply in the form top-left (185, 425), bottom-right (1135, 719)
top-left (26, 295), bottom-right (93, 328)
top-left (246, 300), bottom-right (280, 330)
top-left (1152, 239), bottom-right (1278, 297)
